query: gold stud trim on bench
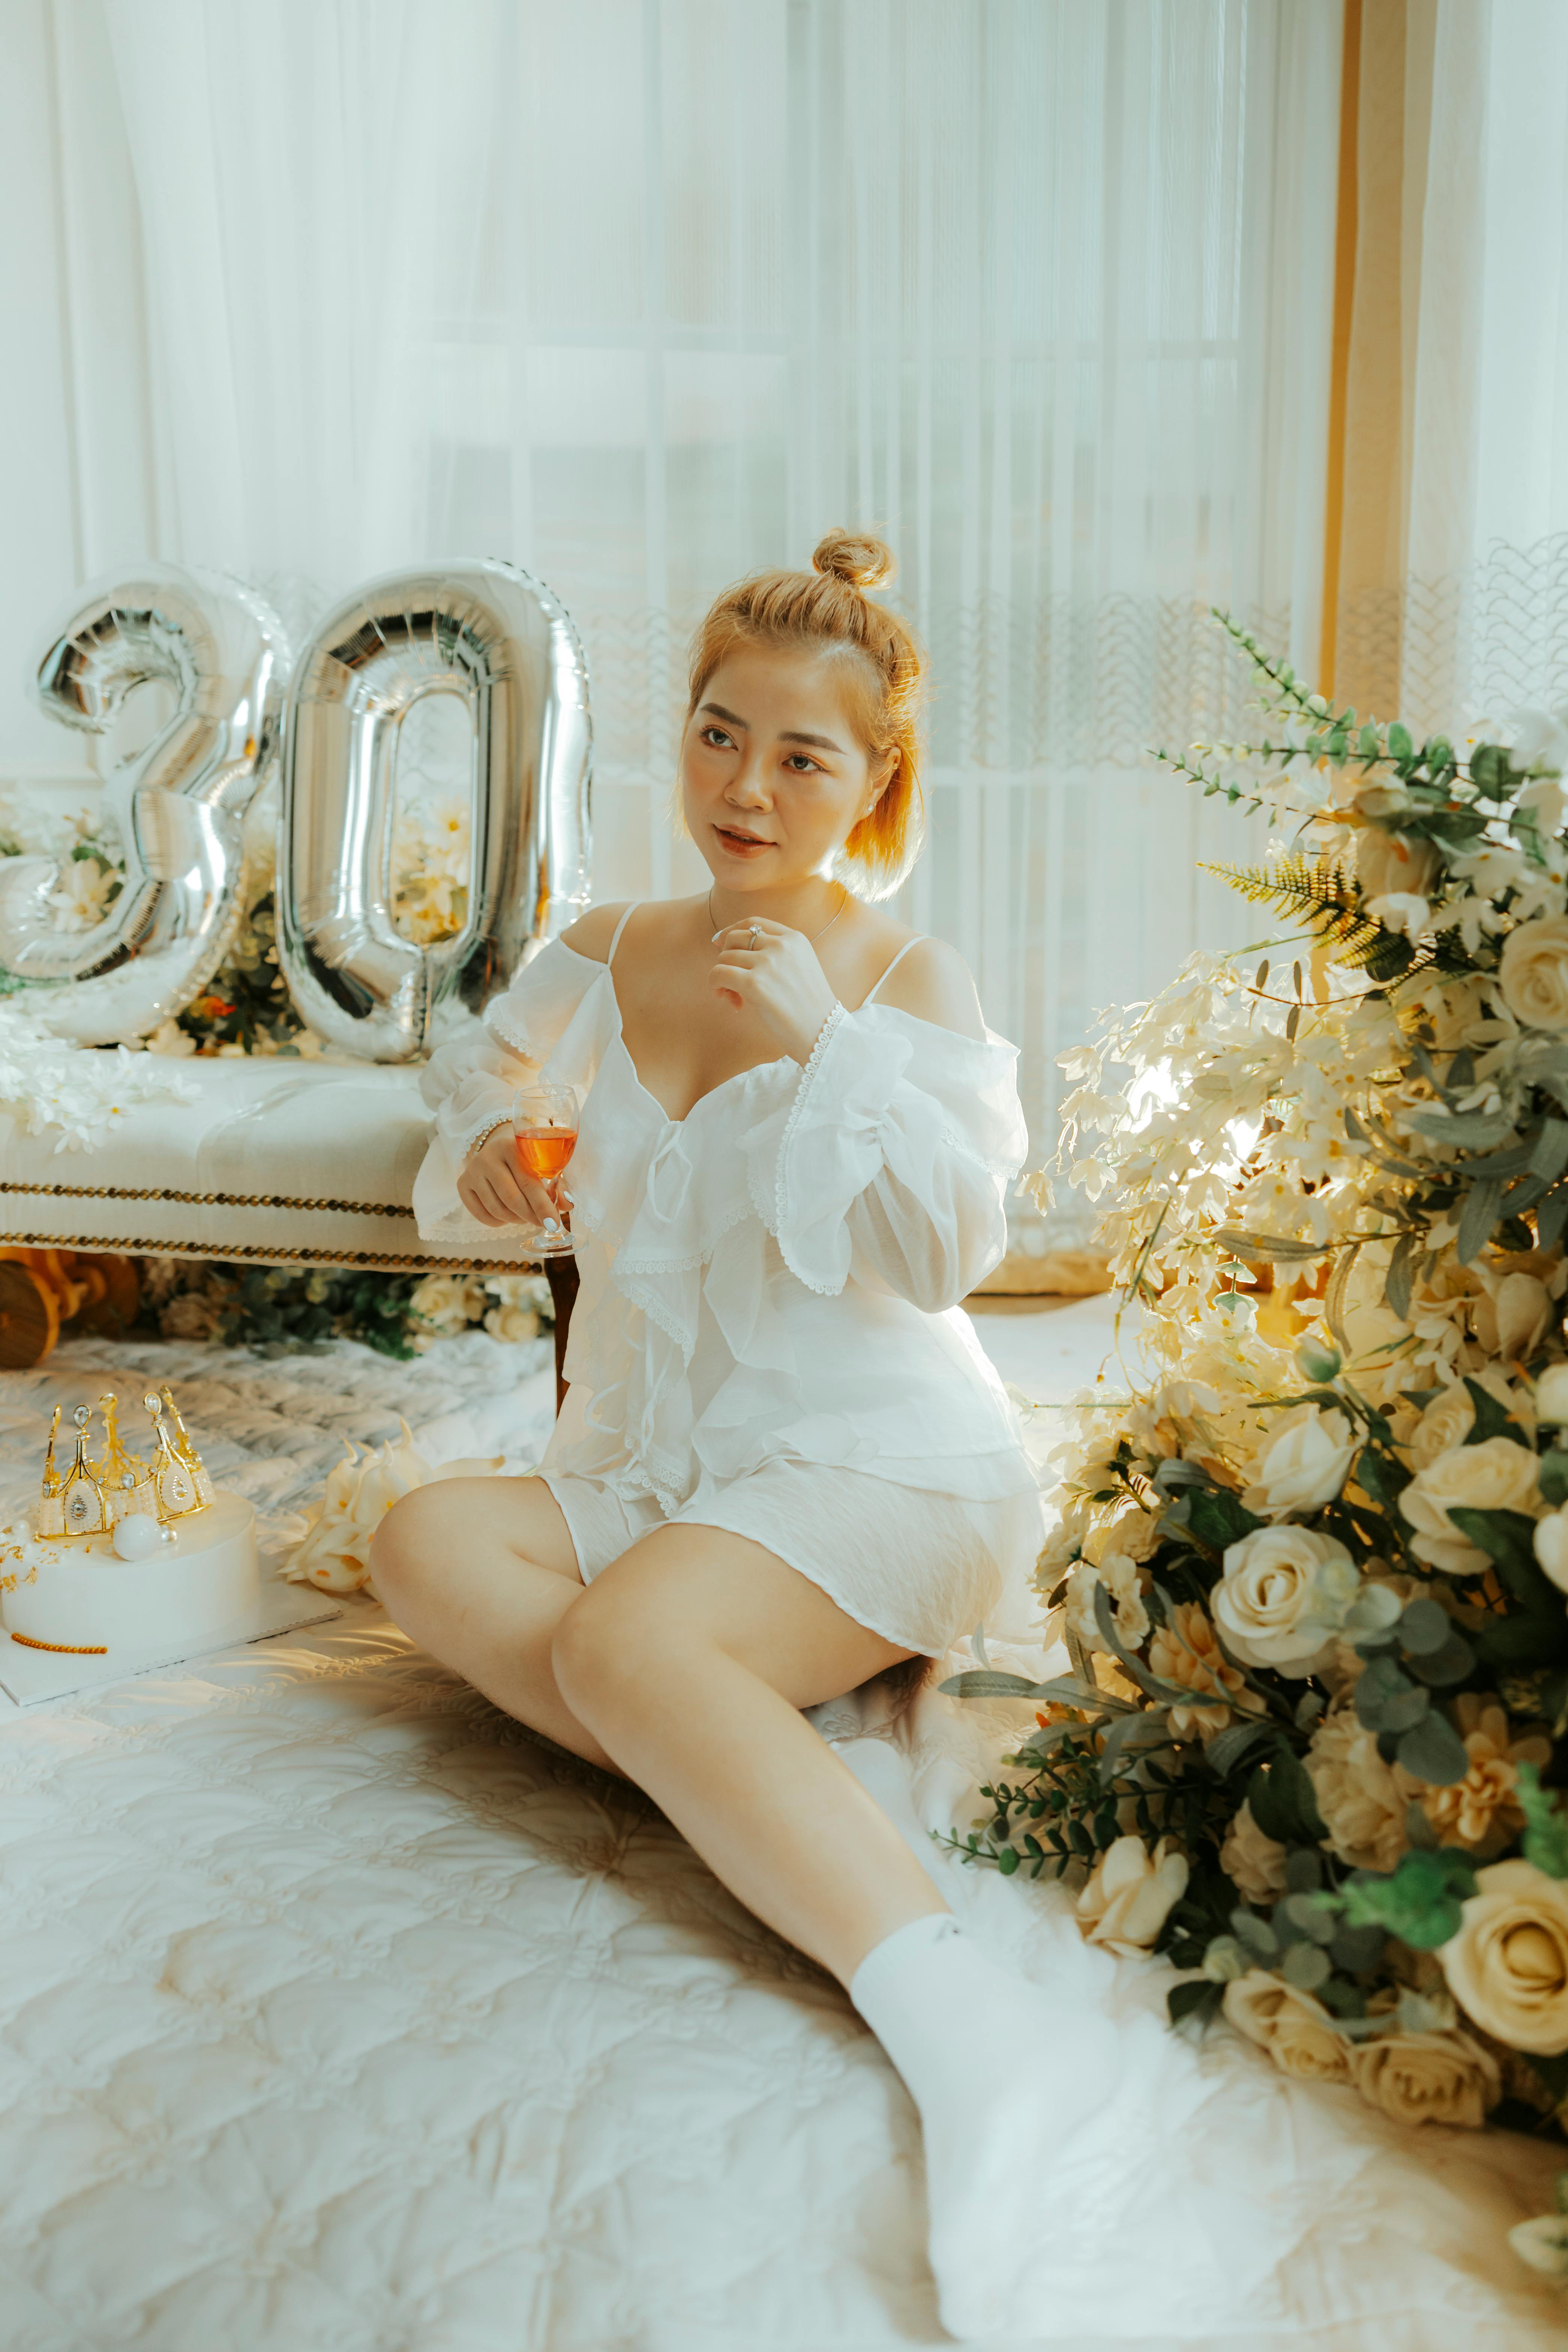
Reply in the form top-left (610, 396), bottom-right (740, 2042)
top-left (0, 1180), bottom-right (413, 1218)
top-left (0, 1228), bottom-right (541, 1276)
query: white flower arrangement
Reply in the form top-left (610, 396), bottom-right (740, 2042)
top-left (944, 617), bottom-right (1568, 2263)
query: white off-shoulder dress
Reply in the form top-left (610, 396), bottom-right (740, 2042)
top-left (413, 906), bottom-right (1044, 1655)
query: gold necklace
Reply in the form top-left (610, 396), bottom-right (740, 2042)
top-left (708, 883), bottom-right (848, 944)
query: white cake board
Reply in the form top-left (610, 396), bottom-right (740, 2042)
top-left (0, 1576), bottom-right (342, 1710)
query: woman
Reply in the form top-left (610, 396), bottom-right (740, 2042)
top-left (377, 531), bottom-right (1116, 2338)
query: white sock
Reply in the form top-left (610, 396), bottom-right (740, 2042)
top-left (850, 1913), bottom-right (1124, 2340)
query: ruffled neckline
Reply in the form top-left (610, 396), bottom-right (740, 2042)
top-left (549, 938), bottom-right (1008, 1132)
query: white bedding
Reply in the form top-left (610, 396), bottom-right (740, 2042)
top-left (0, 1316), bottom-right (1563, 2350)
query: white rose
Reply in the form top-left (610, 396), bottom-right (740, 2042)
top-left (1398, 1437), bottom-right (1543, 1573)
top-left (1347, 2028), bottom-right (1500, 2129)
top-left (1439, 1859), bottom-right (1568, 2055)
top-left (1223, 1972), bottom-right (1350, 2083)
top-left (1075, 1834), bottom-right (1188, 1956)
top-left (1355, 828), bottom-right (1440, 902)
top-left (1212, 1526), bottom-right (1361, 1672)
top-left (1500, 914), bottom-right (1568, 1031)
top-left (1241, 1403), bottom-right (1356, 1520)
top-left (1535, 1364), bottom-right (1568, 1424)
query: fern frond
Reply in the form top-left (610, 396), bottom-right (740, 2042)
top-left (1199, 854), bottom-right (1380, 960)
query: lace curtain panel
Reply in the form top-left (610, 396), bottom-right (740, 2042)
top-left (4, 0), bottom-right (1347, 1206)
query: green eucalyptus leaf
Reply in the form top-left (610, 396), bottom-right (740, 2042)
top-left (1388, 722), bottom-right (1414, 762)
top-left (1397, 1597), bottom-right (1453, 1655)
top-left (1280, 1890), bottom-right (1337, 1946)
top-left (1282, 1940), bottom-right (1332, 1990)
top-left (1329, 1921), bottom-right (1387, 1974)
top-left (1203, 1719), bottom-right (1275, 1779)
top-left (1230, 1906), bottom-right (1279, 1958)
top-left (1346, 1581), bottom-right (1405, 1639)
top-left (1409, 1629), bottom-right (1477, 1688)
top-left (1168, 1978), bottom-right (1224, 2030)
top-left (1395, 1707), bottom-right (1471, 1787)
top-left (1247, 1747), bottom-right (1329, 1847)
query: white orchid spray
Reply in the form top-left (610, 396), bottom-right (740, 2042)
top-left (944, 616), bottom-right (1568, 2204)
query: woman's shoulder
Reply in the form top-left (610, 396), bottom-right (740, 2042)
top-left (862, 927), bottom-right (986, 1043)
top-left (558, 902), bottom-right (632, 964)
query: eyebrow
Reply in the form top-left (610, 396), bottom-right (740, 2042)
top-left (700, 701), bottom-right (846, 755)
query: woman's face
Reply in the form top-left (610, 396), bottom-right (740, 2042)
top-left (680, 643), bottom-right (882, 892)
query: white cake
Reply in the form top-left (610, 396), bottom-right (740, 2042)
top-left (0, 1492), bottom-right (260, 1656)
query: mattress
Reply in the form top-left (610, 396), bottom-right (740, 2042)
top-left (0, 1324), bottom-right (1562, 2350)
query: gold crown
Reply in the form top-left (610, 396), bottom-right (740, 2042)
top-left (38, 1388), bottom-right (213, 1540)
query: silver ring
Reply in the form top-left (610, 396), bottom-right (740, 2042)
top-left (749, 924), bottom-right (761, 950)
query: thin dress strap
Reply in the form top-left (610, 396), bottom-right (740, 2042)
top-left (606, 902), bottom-right (641, 966)
top-left (863, 935), bottom-right (926, 1005)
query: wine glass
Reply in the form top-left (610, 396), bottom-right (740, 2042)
top-left (511, 1079), bottom-right (579, 1257)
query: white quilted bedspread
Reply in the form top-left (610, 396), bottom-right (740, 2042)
top-left (0, 1321), bottom-right (1564, 2352)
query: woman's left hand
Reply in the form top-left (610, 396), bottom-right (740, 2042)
top-left (710, 917), bottom-right (840, 1062)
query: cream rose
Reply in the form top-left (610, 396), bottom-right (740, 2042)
top-left (1500, 913), bottom-right (1568, 1032)
top-left (159, 1291), bottom-right (222, 1343)
top-left (1398, 1437), bottom-right (1542, 1574)
top-left (1212, 1526), bottom-right (1360, 1673)
top-left (1219, 1800), bottom-right (1289, 1905)
top-left (407, 1271), bottom-right (489, 1339)
top-left (1075, 1834), bottom-right (1188, 1956)
top-left (1409, 1383), bottom-right (1479, 1470)
top-left (1471, 1271), bottom-right (1552, 1364)
top-left (1223, 1972), bottom-right (1351, 2083)
top-left (1347, 2028), bottom-right (1500, 2129)
top-left (1439, 1860), bottom-right (1568, 2054)
top-left (1356, 828), bottom-right (1440, 903)
top-left (1240, 1403), bottom-right (1357, 1521)
top-left (1305, 1709), bottom-right (1410, 1874)
top-left (1535, 1507), bottom-right (1568, 1594)
top-left (484, 1304), bottom-right (540, 1343)
top-left (1536, 1364), bottom-right (1568, 1425)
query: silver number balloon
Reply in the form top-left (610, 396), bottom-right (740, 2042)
top-left (3, 566), bottom-right (290, 1042)
top-left (278, 560), bottom-right (592, 1060)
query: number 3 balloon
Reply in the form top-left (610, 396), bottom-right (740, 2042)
top-left (3, 566), bottom-right (290, 1043)
top-left (277, 560), bottom-right (593, 1060)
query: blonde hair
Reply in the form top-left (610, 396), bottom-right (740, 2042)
top-left (684, 528), bottom-right (927, 897)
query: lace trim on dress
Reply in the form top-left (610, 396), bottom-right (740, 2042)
top-left (773, 1004), bottom-right (849, 1297)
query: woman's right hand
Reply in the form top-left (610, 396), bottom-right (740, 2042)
top-left (457, 1125), bottom-right (560, 1230)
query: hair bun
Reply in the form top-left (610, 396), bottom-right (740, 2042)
top-left (811, 528), bottom-right (895, 592)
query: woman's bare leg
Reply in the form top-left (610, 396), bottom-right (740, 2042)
top-left (549, 1524), bottom-right (950, 1987)
top-left (369, 1476), bottom-right (623, 1774)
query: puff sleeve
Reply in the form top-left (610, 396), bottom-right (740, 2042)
top-left (411, 940), bottom-right (605, 1244)
top-left (742, 1006), bottom-right (1026, 1310)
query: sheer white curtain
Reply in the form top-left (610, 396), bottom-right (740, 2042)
top-left (2, 0), bottom-right (1344, 1196)
top-left (1398, 0), bottom-right (1568, 733)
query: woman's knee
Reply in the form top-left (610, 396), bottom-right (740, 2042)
top-left (368, 1480), bottom-right (460, 1600)
top-left (549, 1575), bottom-right (672, 1716)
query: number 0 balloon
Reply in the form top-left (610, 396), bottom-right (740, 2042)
top-left (277, 561), bottom-right (593, 1060)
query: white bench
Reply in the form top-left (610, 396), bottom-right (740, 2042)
top-left (0, 1056), bottom-right (578, 1394)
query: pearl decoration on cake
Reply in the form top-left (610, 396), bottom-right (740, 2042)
top-left (111, 1514), bottom-right (159, 1562)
